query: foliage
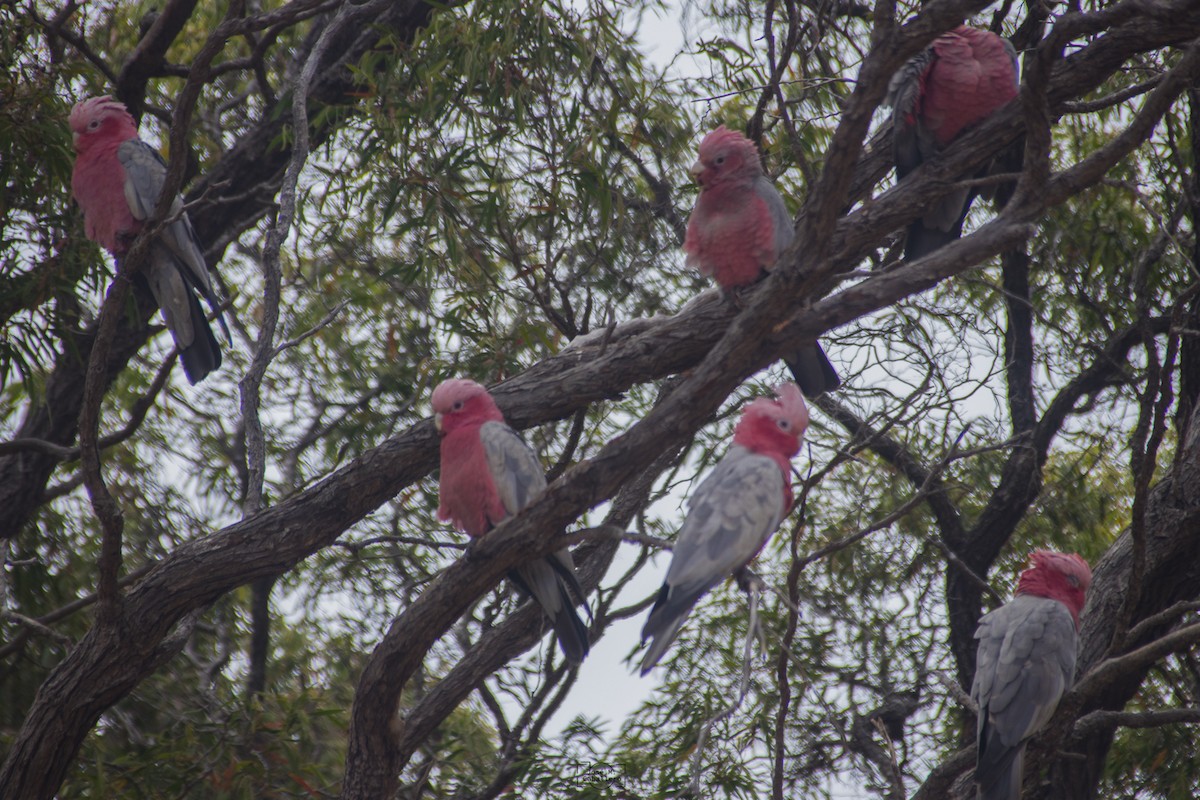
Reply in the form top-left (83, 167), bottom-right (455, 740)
top-left (2, 1), bottom-right (1200, 799)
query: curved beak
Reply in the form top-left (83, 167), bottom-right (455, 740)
top-left (689, 160), bottom-right (704, 183)
top-left (434, 413), bottom-right (444, 432)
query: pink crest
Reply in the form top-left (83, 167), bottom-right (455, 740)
top-left (697, 124), bottom-right (762, 175)
top-left (431, 378), bottom-right (504, 432)
top-left (1016, 549), bottom-right (1092, 626)
top-left (733, 381), bottom-right (809, 461)
top-left (773, 382), bottom-right (809, 432)
top-left (69, 96), bottom-right (137, 138)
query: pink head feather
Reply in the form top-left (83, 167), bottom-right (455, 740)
top-left (69, 96), bottom-right (138, 146)
top-left (1015, 550), bottom-right (1092, 627)
top-left (691, 125), bottom-right (763, 188)
top-left (733, 382), bottom-right (809, 461)
top-left (431, 378), bottom-right (504, 434)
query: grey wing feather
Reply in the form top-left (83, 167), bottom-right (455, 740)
top-left (480, 420), bottom-right (573, 591)
top-left (755, 175), bottom-right (794, 262)
top-left (480, 421), bottom-right (548, 515)
top-left (972, 595), bottom-right (1077, 799)
top-left (640, 447), bottom-right (786, 672)
top-left (117, 140), bottom-right (226, 383)
top-left (888, 49), bottom-right (936, 178)
top-left (666, 448), bottom-right (786, 591)
top-left (755, 172), bottom-right (839, 397)
top-left (480, 421), bottom-right (589, 664)
top-left (118, 140), bottom-right (222, 313)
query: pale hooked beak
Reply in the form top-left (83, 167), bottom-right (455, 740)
top-left (689, 160), bottom-right (704, 183)
top-left (434, 413), bottom-right (444, 432)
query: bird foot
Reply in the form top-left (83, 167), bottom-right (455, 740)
top-left (734, 567), bottom-right (765, 594)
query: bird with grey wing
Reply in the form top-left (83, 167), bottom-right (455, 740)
top-left (70, 96), bottom-right (229, 384)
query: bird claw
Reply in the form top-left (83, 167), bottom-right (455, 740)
top-left (722, 287), bottom-right (750, 310)
top-left (734, 567), bottom-right (765, 594)
top-left (463, 538), bottom-right (481, 559)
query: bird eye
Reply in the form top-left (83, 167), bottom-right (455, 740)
top-left (452, 400), bottom-right (464, 411)
top-left (714, 155), bottom-right (725, 166)
top-left (87, 119), bottom-right (101, 130)
top-left (777, 419), bottom-right (790, 430)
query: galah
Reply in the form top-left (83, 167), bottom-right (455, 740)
top-left (683, 125), bottom-right (840, 398)
top-left (888, 25), bottom-right (1019, 259)
top-left (972, 550), bottom-right (1092, 800)
top-left (431, 378), bottom-right (590, 665)
top-left (640, 383), bottom-right (809, 674)
top-left (70, 96), bottom-right (227, 384)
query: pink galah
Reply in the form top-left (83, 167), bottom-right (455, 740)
top-left (640, 383), bottom-right (809, 674)
top-left (683, 126), bottom-right (840, 398)
top-left (888, 25), bottom-right (1020, 259)
top-left (431, 378), bottom-right (590, 665)
top-left (972, 550), bottom-right (1092, 800)
top-left (70, 96), bottom-right (227, 384)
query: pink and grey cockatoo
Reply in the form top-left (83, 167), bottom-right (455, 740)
top-left (683, 126), bottom-right (840, 398)
top-left (70, 96), bottom-right (227, 384)
top-left (971, 550), bottom-right (1092, 800)
top-left (640, 383), bottom-right (809, 673)
top-left (432, 378), bottom-right (590, 665)
top-left (888, 25), bottom-right (1019, 259)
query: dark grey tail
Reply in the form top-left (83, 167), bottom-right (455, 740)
top-left (509, 561), bottom-right (590, 665)
top-left (639, 581), bottom-right (709, 674)
top-left (551, 595), bottom-right (590, 665)
top-left (906, 138), bottom-right (1023, 261)
top-left (903, 217), bottom-right (968, 260)
top-left (784, 343), bottom-right (840, 398)
top-left (975, 737), bottom-right (1025, 800)
top-left (177, 289), bottom-right (222, 384)
top-left (135, 269), bottom-right (222, 385)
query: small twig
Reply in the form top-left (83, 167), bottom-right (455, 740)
top-left (1124, 600), bottom-right (1200, 646)
top-left (1060, 76), bottom-right (1163, 114)
top-left (793, 484), bottom-right (932, 571)
top-left (564, 524), bottom-right (673, 551)
top-left (933, 670), bottom-right (978, 715)
top-left (692, 76), bottom-right (854, 103)
top-left (1, 610), bottom-right (74, 649)
top-left (1074, 621), bottom-right (1200, 703)
top-left (689, 579), bottom-right (761, 795)
top-left (270, 299), bottom-right (349, 358)
top-left (1074, 707), bottom-right (1200, 736)
top-left (29, 3), bottom-right (118, 84)
top-left (332, 534), bottom-right (468, 555)
top-left (0, 348), bottom-right (175, 461)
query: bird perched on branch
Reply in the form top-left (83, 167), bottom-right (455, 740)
top-left (432, 378), bottom-right (590, 665)
top-left (70, 95), bottom-right (228, 384)
top-left (972, 550), bottom-right (1092, 800)
top-left (888, 25), bottom-right (1020, 259)
top-left (640, 383), bottom-right (809, 673)
top-left (683, 125), bottom-right (840, 397)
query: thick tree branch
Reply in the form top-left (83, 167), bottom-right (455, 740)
top-left (0, 0), bottom-right (443, 543)
top-left (7, 7), bottom-right (1200, 799)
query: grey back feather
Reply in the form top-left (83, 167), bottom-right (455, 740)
top-left (640, 446), bottom-right (787, 672)
top-left (117, 140), bottom-right (219, 303)
top-left (116, 139), bottom-right (226, 383)
top-left (755, 174), bottom-right (794, 263)
top-left (479, 421), bottom-right (548, 516)
top-left (665, 446), bottom-right (787, 594)
top-left (972, 594), bottom-right (1078, 799)
top-left (479, 420), bottom-right (589, 664)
